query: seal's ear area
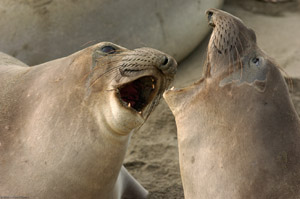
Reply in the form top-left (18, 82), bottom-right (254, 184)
top-left (219, 53), bottom-right (268, 87)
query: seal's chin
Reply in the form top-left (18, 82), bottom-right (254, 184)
top-left (117, 76), bottom-right (157, 113)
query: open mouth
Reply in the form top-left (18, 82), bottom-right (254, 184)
top-left (117, 76), bottom-right (157, 113)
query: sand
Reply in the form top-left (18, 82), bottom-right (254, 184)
top-left (124, 1), bottom-right (300, 198)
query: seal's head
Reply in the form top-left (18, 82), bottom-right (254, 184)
top-left (205, 9), bottom-right (269, 83)
top-left (164, 9), bottom-right (274, 112)
top-left (205, 9), bottom-right (273, 86)
top-left (82, 42), bottom-right (177, 135)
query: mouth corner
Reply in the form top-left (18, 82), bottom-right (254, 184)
top-left (116, 76), bottom-right (158, 114)
top-left (163, 86), bottom-right (177, 101)
top-left (164, 86), bottom-right (187, 98)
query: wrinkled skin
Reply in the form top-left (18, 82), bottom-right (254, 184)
top-left (164, 9), bottom-right (300, 199)
top-left (0, 42), bottom-right (177, 199)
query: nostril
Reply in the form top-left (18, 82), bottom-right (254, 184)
top-left (207, 11), bottom-right (213, 21)
top-left (158, 56), bottom-right (177, 76)
top-left (206, 10), bottom-right (215, 27)
top-left (162, 56), bottom-right (169, 65)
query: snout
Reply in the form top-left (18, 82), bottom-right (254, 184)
top-left (206, 9), bottom-right (219, 27)
top-left (130, 47), bottom-right (177, 78)
top-left (206, 10), bottom-right (215, 27)
top-left (158, 55), bottom-right (177, 76)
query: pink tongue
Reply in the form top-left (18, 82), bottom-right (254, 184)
top-left (120, 84), bottom-right (139, 107)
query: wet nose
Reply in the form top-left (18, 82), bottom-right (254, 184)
top-left (158, 55), bottom-right (177, 76)
top-left (206, 9), bottom-right (215, 27)
top-left (162, 56), bottom-right (169, 65)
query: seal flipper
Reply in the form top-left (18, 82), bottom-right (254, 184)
top-left (114, 166), bottom-right (148, 199)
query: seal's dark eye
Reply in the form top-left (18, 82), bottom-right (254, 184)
top-left (101, 46), bottom-right (116, 54)
top-left (252, 57), bottom-right (260, 66)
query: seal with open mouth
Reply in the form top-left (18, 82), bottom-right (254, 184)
top-left (164, 9), bottom-right (300, 199)
top-left (0, 42), bottom-right (177, 199)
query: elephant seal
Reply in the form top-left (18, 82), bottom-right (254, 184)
top-left (0, 42), bottom-right (177, 199)
top-left (164, 9), bottom-right (300, 199)
top-left (0, 0), bottom-right (223, 65)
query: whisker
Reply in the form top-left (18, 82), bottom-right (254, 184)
top-left (228, 46), bottom-right (233, 77)
top-left (236, 35), bottom-right (245, 56)
top-left (204, 55), bottom-right (211, 77)
top-left (234, 45), bottom-right (243, 81)
top-left (102, 72), bottom-right (122, 89)
top-left (80, 40), bottom-right (97, 48)
top-left (80, 64), bottom-right (120, 84)
top-left (212, 45), bottom-right (221, 76)
top-left (88, 66), bottom-right (120, 88)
